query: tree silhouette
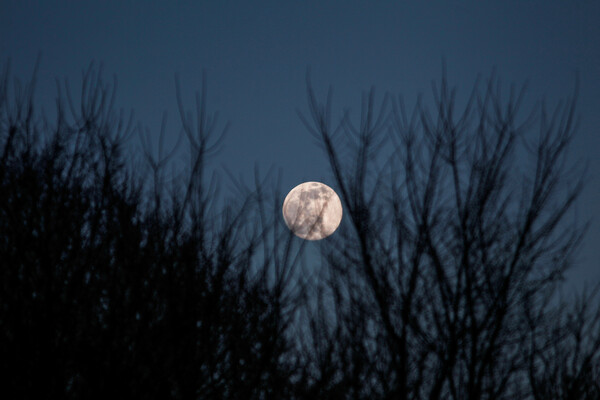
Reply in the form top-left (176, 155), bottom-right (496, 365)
top-left (295, 70), bottom-right (600, 399)
top-left (0, 63), bottom-right (302, 399)
top-left (526, 287), bottom-right (600, 399)
top-left (0, 61), bottom-right (598, 399)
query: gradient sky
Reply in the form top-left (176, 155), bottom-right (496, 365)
top-left (2, 1), bottom-right (598, 289)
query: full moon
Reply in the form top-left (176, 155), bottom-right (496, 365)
top-left (282, 181), bottom-right (343, 240)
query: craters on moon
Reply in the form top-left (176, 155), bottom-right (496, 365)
top-left (282, 181), bottom-right (343, 240)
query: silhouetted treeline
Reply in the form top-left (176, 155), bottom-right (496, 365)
top-left (1, 62), bottom-right (599, 399)
top-left (0, 63), bottom-right (303, 399)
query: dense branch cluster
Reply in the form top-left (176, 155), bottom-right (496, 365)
top-left (0, 62), bottom-right (598, 399)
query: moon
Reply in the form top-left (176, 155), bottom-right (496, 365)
top-left (282, 181), bottom-right (343, 240)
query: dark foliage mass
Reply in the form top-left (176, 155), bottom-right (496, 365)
top-left (0, 61), bottom-right (599, 399)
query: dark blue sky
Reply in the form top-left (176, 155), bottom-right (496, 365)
top-left (2, 1), bottom-right (598, 288)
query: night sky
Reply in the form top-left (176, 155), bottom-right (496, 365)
top-left (2, 1), bottom-right (598, 288)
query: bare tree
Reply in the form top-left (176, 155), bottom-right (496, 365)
top-left (522, 284), bottom-right (600, 400)
top-left (296, 69), bottom-right (598, 400)
top-left (0, 62), bottom-right (301, 399)
top-left (1, 59), bottom-right (598, 399)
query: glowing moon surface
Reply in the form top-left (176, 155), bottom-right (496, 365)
top-left (282, 181), bottom-right (343, 240)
